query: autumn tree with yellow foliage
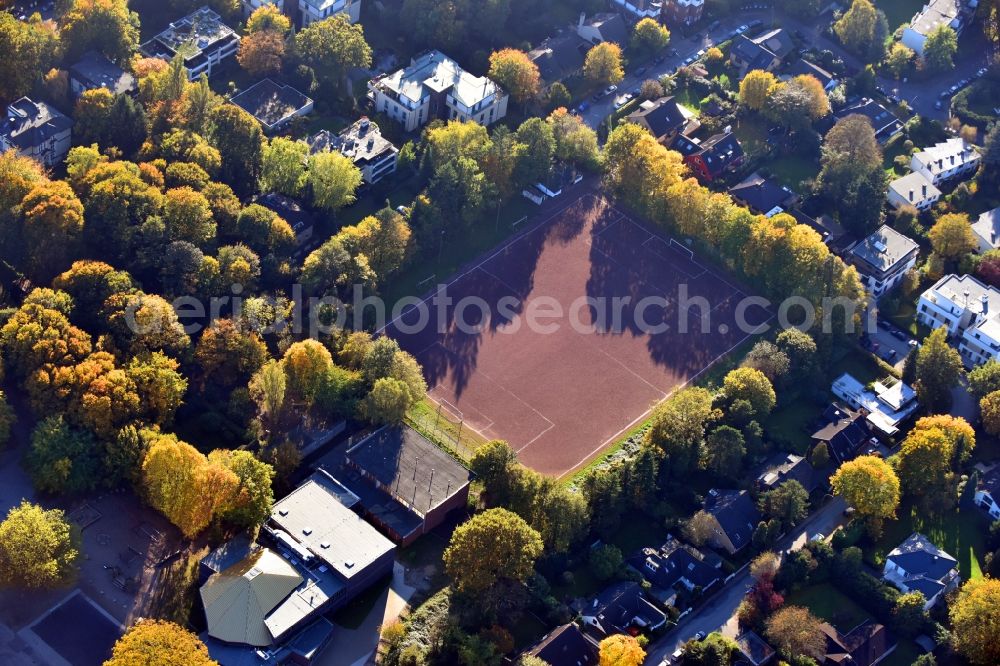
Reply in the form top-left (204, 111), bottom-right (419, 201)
top-left (598, 634), bottom-right (646, 666)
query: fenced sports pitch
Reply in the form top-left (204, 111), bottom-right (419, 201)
top-left (386, 191), bottom-right (770, 478)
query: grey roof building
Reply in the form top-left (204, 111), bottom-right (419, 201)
top-left (755, 453), bottom-right (826, 494)
top-left (630, 535), bottom-right (722, 603)
top-left (525, 623), bottom-right (598, 665)
top-left (625, 96), bottom-right (700, 144)
top-left (0, 97), bottom-right (73, 167)
top-left (703, 489), bottom-right (762, 554)
top-left (882, 533), bottom-right (960, 608)
top-left (199, 471), bottom-right (395, 658)
top-left (580, 581), bottom-right (667, 636)
top-left (69, 51), bottom-right (137, 97)
top-left (230, 79), bottom-right (314, 134)
top-left (848, 224), bottom-right (920, 299)
top-left (812, 404), bottom-right (870, 466)
top-left (834, 98), bottom-right (903, 144)
top-left (529, 32), bottom-right (588, 85)
top-left (728, 175), bottom-right (797, 216)
top-left (310, 117), bottom-right (398, 185)
top-left (340, 425), bottom-right (471, 545)
top-left (971, 207), bottom-right (1000, 253)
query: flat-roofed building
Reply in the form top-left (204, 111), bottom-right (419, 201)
top-left (847, 224), bottom-right (920, 298)
top-left (917, 273), bottom-right (1000, 367)
top-left (340, 425), bottom-right (471, 545)
top-left (199, 471), bottom-right (395, 660)
top-left (901, 0), bottom-right (968, 56)
top-left (69, 51), bottom-right (137, 98)
top-left (309, 117), bottom-right (398, 184)
top-left (140, 7), bottom-right (240, 80)
top-left (369, 50), bottom-right (508, 132)
top-left (230, 78), bottom-right (314, 134)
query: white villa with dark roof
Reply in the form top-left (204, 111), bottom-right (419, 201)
top-left (911, 137), bottom-right (981, 186)
top-left (309, 117), bottom-right (398, 185)
top-left (0, 97), bottom-right (73, 167)
top-left (241, 0), bottom-right (360, 25)
top-left (831, 373), bottom-right (917, 436)
top-left (847, 225), bottom-right (920, 299)
top-left (918, 274), bottom-right (1000, 367)
top-left (882, 533), bottom-right (960, 609)
top-left (368, 51), bottom-right (508, 132)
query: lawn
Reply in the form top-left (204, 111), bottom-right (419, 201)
top-left (785, 583), bottom-right (870, 633)
top-left (882, 133), bottom-right (911, 179)
top-left (765, 155), bottom-right (820, 193)
top-left (829, 345), bottom-right (893, 385)
top-left (876, 0), bottom-right (925, 31)
top-left (866, 499), bottom-right (988, 580)
top-left (733, 115), bottom-right (769, 158)
top-left (883, 639), bottom-right (925, 666)
top-left (766, 397), bottom-right (819, 454)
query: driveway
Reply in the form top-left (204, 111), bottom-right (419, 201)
top-left (643, 496), bottom-right (847, 665)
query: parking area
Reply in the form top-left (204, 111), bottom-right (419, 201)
top-left (866, 322), bottom-right (915, 371)
top-left (7, 1), bottom-right (56, 21)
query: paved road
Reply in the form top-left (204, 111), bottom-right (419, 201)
top-left (643, 496), bottom-right (847, 665)
top-left (580, 8), bottom-right (991, 132)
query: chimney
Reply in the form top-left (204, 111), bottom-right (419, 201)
top-left (909, 189), bottom-right (914, 202)
top-left (982, 294), bottom-right (989, 315)
top-left (922, 184), bottom-right (927, 197)
top-left (579, 12), bottom-right (585, 28)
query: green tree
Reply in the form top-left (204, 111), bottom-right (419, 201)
top-left (810, 443), bottom-right (830, 468)
top-left (969, 359), bottom-right (1000, 398)
top-left (682, 632), bottom-right (738, 666)
top-left (211, 449), bottom-right (274, 529)
top-left (308, 150), bottom-right (363, 212)
top-left (705, 425), bottom-right (746, 479)
top-left (548, 108), bottom-right (600, 170)
top-left (546, 81), bottom-right (572, 112)
top-left (443, 508), bottom-right (543, 593)
top-left (488, 49), bottom-right (540, 103)
top-left (886, 43), bottom-right (914, 79)
top-left (923, 25), bottom-right (958, 72)
top-left (631, 17), bottom-right (670, 54)
top-left (0, 390), bottom-right (14, 448)
top-left (106, 619), bottom-right (217, 666)
top-left (776, 328), bottom-right (818, 383)
top-left (646, 387), bottom-right (720, 475)
top-left (0, 14), bottom-right (61, 103)
top-left (915, 327), bottom-right (964, 411)
top-left (162, 186), bottom-right (216, 247)
top-left (761, 479), bottom-right (810, 527)
top-left (743, 341), bottom-right (790, 383)
top-left (26, 415), bottom-right (103, 495)
top-left (0, 501), bottom-right (80, 588)
top-left (513, 117), bottom-right (556, 188)
top-left (60, 0), bottom-right (139, 64)
top-left (260, 137), bottom-right (308, 197)
top-left (210, 104), bottom-right (265, 197)
top-left (583, 42), bottom-right (625, 86)
top-left (892, 591), bottom-right (928, 637)
top-left (589, 543), bottom-right (623, 581)
top-left (723, 368), bottom-right (776, 418)
top-left (981, 390), bottom-right (1000, 435)
top-left (294, 15), bottom-right (372, 91)
top-left (833, 0), bottom-right (888, 60)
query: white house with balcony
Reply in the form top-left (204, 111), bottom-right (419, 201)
top-left (918, 274), bottom-right (1000, 367)
top-left (831, 373), bottom-right (917, 436)
top-left (911, 137), bottom-right (981, 186)
top-left (611, 0), bottom-right (662, 19)
top-left (0, 97), bottom-right (72, 167)
top-left (368, 51), bottom-right (508, 133)
top-left (140, 7), bottom-right (240, 80)
top-left (973, 462), bottom-right (1000, 520)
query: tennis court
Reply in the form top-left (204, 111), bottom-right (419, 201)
top-left (386, 191), bottom-right (770, 477)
